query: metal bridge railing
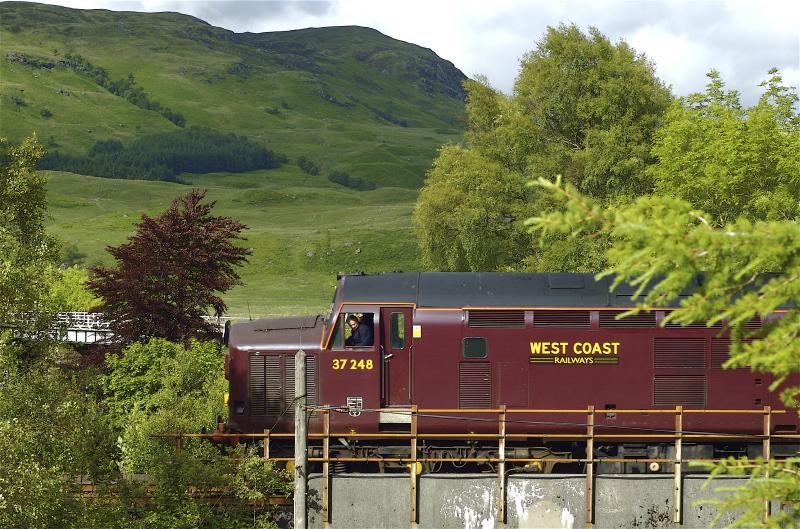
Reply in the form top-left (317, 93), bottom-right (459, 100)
top-left (3, 312), bottom-right (245, 343)
top-left (154, 406), bottom-right (800, 528)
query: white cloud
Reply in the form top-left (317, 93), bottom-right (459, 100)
top-left (31, 0), bottom-right (800, 103)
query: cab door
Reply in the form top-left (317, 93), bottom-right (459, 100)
top-left (381, 307), bottom-right (413, 406)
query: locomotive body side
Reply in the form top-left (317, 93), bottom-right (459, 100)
top-left (224, 273), bottom-right (799, 465)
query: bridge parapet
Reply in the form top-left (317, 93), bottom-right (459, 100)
top-left (4, 313), bottom-right (244, 343)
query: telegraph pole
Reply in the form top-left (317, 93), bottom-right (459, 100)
top-left (293, 349), bottom-right (307, 529)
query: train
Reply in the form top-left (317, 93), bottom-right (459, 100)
top-left (222, 272), bottom-right (799, 473)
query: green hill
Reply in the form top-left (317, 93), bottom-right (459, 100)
top-left (46, 167), bottom-right (419, 317)
top-left (0, 2), bottom-right (468, 316)
top-left (0, 1), bottom-right (466, 188)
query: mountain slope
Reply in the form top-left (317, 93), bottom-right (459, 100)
top-left (0, 1), bottom-right (467, 187)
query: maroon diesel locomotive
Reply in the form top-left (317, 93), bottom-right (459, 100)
top-left (224, 272), bottom-right (799, 472)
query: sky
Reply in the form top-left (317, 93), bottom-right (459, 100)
top-left (37, 0), bottom-right (800, 104)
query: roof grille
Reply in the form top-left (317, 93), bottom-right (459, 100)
top-left (665, 319), bottom-right (722, 329)
top-left (599, 311), bottom-right (656, 328)
top-left (459, 362), bottom-right (491, 409)
top-left (654, 375), bottom-right (706, 407)
top-left (654, 338), bottom-right (705, 368)
top-left (711, 338), bottom-right (753, 369)
top-left (468, 310), bottom-right (525, 328)
top-left (534, 310), bottom-right (590, 328)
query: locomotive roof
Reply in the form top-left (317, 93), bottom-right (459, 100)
top-left (338, 272), bottom-right (688, 308)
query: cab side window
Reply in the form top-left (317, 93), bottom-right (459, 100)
top-left (329, 312), bottom-right (375, 349)
top-left (390, 312), bottom-right (405, 349)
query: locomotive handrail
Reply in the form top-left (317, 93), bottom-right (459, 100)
top-left (306, 406), bottom-right (790, 415)
top-left (155, 404), bottom-right (797, 529)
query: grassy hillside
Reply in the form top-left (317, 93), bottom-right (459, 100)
top-left (46, 167), bottom-right (419, 317)
top-left (0, 2), bottom-right (471, 315)
top-left (1, 1), bottom-right (465, 188)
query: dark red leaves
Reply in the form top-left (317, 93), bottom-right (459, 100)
top-left (89, 189), bottom-right (251, 344)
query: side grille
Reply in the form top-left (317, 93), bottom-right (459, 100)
top-left (534, 310), bottom-right (591, 328)
top-left (468, 310), bottom-right (525, 328)
top-left (711, 338), bottom-right (753, 369)
top-left (265, 356), bottom-right (282, 415)
top-left (249, 353), bottom-right (317, 416)
top-left (249, 355), bottom-right (266, 416)
top-left (654, 338), bottom-right (705, 368)
top-left (599, 311), bottom-right (656, 328)
top-left (284, 356), bottom-right (319, 416)
top-left (654, 375), bottom-right (706, 407)
top-left (284, 357), bottom-right (295, 416)
top-left (459, 362), bottom-right (491, 409)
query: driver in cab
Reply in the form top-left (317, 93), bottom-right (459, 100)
top-left (345, 314), bottom-right (373, 347)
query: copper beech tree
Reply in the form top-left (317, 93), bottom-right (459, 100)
top-left (90, 189), bottom-right (251, 344)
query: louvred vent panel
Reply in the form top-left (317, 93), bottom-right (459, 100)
top-left (665, 318), bottom-right (722, 329)
top-left (468, 310), bottom-right (525, 328)
top-left (654, 375), bottom-right (706, 407)
top-left (711, 338), bottom-right (753, 369)
top-left (599, 311), bottom-right (656, 328)
top-left (654, 338), bottom-right (705, 368)
top-left (249, 355), bottom-right (266, 416)
top-left (265, 356), bottom-right (282, 415)
top-left (284, 355), bottom-right (318, 416)
top-left (534, 310), bottom-right (590, 328)
top-left (250, 354), bottom-right (317, 416)
top-left (459, 362), bottom-right (491, 409)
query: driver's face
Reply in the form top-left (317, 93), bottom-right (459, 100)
top-left (348, 320), bottom-right (359, 330)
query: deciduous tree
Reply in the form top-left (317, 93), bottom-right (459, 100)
top-left (0, 136), bottom-right (58, 320)
top-left (649, 69), bottom-right (800, 225)
top-left (415, 25), bottom-right (671, 271)
top-left (414, 145), bottom-right (533, 271)
top-left (90, 189), bottom-right (251, 344)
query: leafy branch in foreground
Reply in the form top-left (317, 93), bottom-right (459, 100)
top-left (526, 176), bottom-right (800, 527)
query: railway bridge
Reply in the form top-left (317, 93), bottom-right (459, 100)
top-left (5, 312), bottom-right (235, 343)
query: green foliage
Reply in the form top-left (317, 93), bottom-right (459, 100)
top-left (297, 155), bottom-right (320, 176)
top-left (103, 337), bottom-right (289, 527)
top-left (40, 128), bottom-right (287, 183)
top-left (414, 145), bottom-right (533, 270)
top-left (328, 169), bottom-right (376, 191)
top-left (527, 176), bottom-right (800, 527)
top-left (697, 456), bottom-right (800, 528)
top-left (0, 136), bottom-right (58, 322)
top-left (649, 69), bottom-right (800, 225)
top-left (0, 347), bottom-right (118, 528)
top-left (104, 339), bottom-right (224, 432)
top-left (48, 265), bottom-right (101, 311)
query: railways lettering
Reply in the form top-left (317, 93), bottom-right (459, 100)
top-left (222, 272), bottom-right (799, 473)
